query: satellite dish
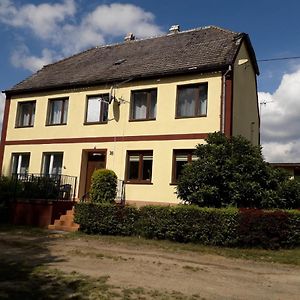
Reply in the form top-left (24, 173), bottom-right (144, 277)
top-left (108, 86), bottom-right (120, 105)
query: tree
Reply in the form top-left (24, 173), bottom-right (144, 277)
top-left (90, 169), bottom-right (117, 203)
top-left (176, 132), bottom-right (300, 209)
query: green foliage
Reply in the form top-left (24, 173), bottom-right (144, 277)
top-left (74, 203), bottom-right (300, 248)
top-left (74, 203), bottom-right (139, 235)
top-left (89, 169), bottom-right (117, 203)
top-left (0, 176), bottom-right (18, 202)
top-left (138, 205), bottom-right (239, 246)
top-left (176, 132), bottom-right (300, 209)
top-left (21, 176), bottom-right (60, 199)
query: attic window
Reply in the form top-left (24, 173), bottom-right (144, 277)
top-left (114, 59), bottom-right (126, 65)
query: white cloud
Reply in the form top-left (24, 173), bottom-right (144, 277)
top-left (11, 45), bottom-right (58, 72)
top-left (0, 0), bottom-right (76, 38)
top-left (259, 68), bottom-right (300, 162)
top-left (0, 1), bottom-right (163, 71)
top-left (83, 3), bottom-right (162, 38)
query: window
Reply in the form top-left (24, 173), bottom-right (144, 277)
top-left (126, 151), bottom-right (153, 183)
top-left (172, 150), bottom-right (197, 183)
top-left (43, 153), bottom-right (63, 176)
top-left (11, 153), bottom-right (30, 175)
top-left (130, 89), bottom-right (157, 120)
top-left (176, 83), bottom-right (208, 118)
top-left (85, 94), bottom-right (109, 124)
top-left (16, 101), bottom-right (36, 127)
top-left (47, 98), bottom-right (68, 125)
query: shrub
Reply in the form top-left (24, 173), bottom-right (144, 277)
top-left (89, 169), bottom-right (117, 203)
top-left (238, 209), bottom-right (300, 249)
top-left (75, 203), bottom-right (300, 248)
top-left (74, 202), bottom-right (139, 235)
top-left (138, 205), bottom-right (239, 246)
top-left (177, 132), bottom-right (300, 209)
top-left (0, 176), bottom-right (18, 202)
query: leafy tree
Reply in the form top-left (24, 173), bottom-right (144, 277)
top-left (176, 132), bottom-right (300, 209)
top-left (90, 169), bottom-right (117, 203)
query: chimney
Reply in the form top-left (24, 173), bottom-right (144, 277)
top-left (124, 33), bottom-right (135, 42)
top-left (169, 25), bottom-right (180, 34)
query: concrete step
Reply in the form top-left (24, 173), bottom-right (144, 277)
top-left (48, 209), bottom-right (79, 232)
top-left (48, 224), bottom-right (79, 232)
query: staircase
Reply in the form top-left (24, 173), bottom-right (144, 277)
top-left (48, 208), bottom-right (79, 232)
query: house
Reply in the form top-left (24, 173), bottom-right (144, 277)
top-left (270, 163), bottom-right (300, 181)
top-left (0, 25), bottom-right (260, 206)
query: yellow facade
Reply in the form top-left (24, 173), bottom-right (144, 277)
top-left (3, 73), bottom-right (224, 204)
top-left (232, 41), bottom-right (260, 145)
top-left (2, 43), bottom-right (260, 205)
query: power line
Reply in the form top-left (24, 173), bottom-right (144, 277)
top-left (258, 56), bottom-right (300, 62)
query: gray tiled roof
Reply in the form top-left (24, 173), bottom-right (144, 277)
top-left (6, 26), bottom-right (258, 94)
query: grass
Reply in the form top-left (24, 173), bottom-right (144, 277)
top-left (1, 224), bottom-right (300, 266)
top-left (65, 231), bottom-right (300, 266)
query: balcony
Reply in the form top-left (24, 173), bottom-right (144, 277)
top-left (11, 173), bottom-right (77, 201)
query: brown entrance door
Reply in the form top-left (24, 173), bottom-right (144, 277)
top-left (85, 151), bottom-right (106, 193)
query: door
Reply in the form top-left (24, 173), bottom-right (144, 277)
top-left (85, 151), bottom-right (106, 193)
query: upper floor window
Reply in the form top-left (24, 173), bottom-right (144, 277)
top-left (16, 101), bottom-right (36, 127)
top-left (130, 89), bottom-right (157, 121)
top-left (42, 152), bottom-right (63, 176)
top-left (176, 83), bottom-right (208, 118)
top-left (47, 98), bottom-right (68, 125)
top-left (126, 151), bottom-right (153, 183)
top-left (11, 153), bottom-right (30, 175)
top-left (85, 94), bottom-right (108, 124)
top-left (172, 149), bottom-right (197, 183)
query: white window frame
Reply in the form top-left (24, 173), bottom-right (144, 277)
top-left (42, 152), bottom-right (63, 176)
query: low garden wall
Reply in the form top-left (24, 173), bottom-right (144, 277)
top-left (74, 203), bottom-right (300, 249)
top-left (10, 200), bottom-right (75, 228)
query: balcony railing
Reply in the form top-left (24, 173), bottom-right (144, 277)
top-left (11, 173), bottom-right (77, 201)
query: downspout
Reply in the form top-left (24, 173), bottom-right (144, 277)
top-left (221, 65), bottom-right (232, 133)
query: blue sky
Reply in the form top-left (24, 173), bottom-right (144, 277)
top-left (1, 0), bottom-right (300, 162)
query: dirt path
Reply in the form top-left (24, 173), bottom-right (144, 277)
top-left (1, 231), bottom-right (300, 299)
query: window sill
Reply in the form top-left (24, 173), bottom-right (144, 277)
top-left (175, 115), bottom-right (207, 119)
top-left (84, 121), bottom-right (108, 125)
top-left (129, 118), bottom-right (156, 122)
top-left (15, 125), bottom-right (34, 128)
top-left (169, 182), bottom-right (178, 186)
top-left (46, 123), bottom-right (67, 126)
top-left (125, 181), bottom-right (153, 185)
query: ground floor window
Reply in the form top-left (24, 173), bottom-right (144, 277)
top-left (42, 153), bottom-right (63, 176)
top-left (172, 150), bottom-right (197, 183)
top-left (126, 151), bottom-right (153, 183)
top-left (11, 153), bottom-right (30, 175)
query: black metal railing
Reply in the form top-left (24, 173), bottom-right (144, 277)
top-left (11, 173), bottom-right (77, 201)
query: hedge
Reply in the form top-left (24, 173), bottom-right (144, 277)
top-left (74, 203), bottom-right (300, 249)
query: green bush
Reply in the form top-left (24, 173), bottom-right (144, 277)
top-left (89, 169), bottom-right (117, 203)
top-left (176, 132), bottom-right (300, 209)
top-left (0, 176), bottom-right (18, 202)
top-left (74, 203), bottom-right (139, 235)
top-left (74, 203), bottom-right (300, 248)
top-left (138, 205), bottom-right (238, 246)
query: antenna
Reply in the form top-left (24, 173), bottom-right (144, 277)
top-left (259, 100), bottom-right (274, 108)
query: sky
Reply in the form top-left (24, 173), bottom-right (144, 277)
top-left (1, 0), bottom-right (300, 162)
